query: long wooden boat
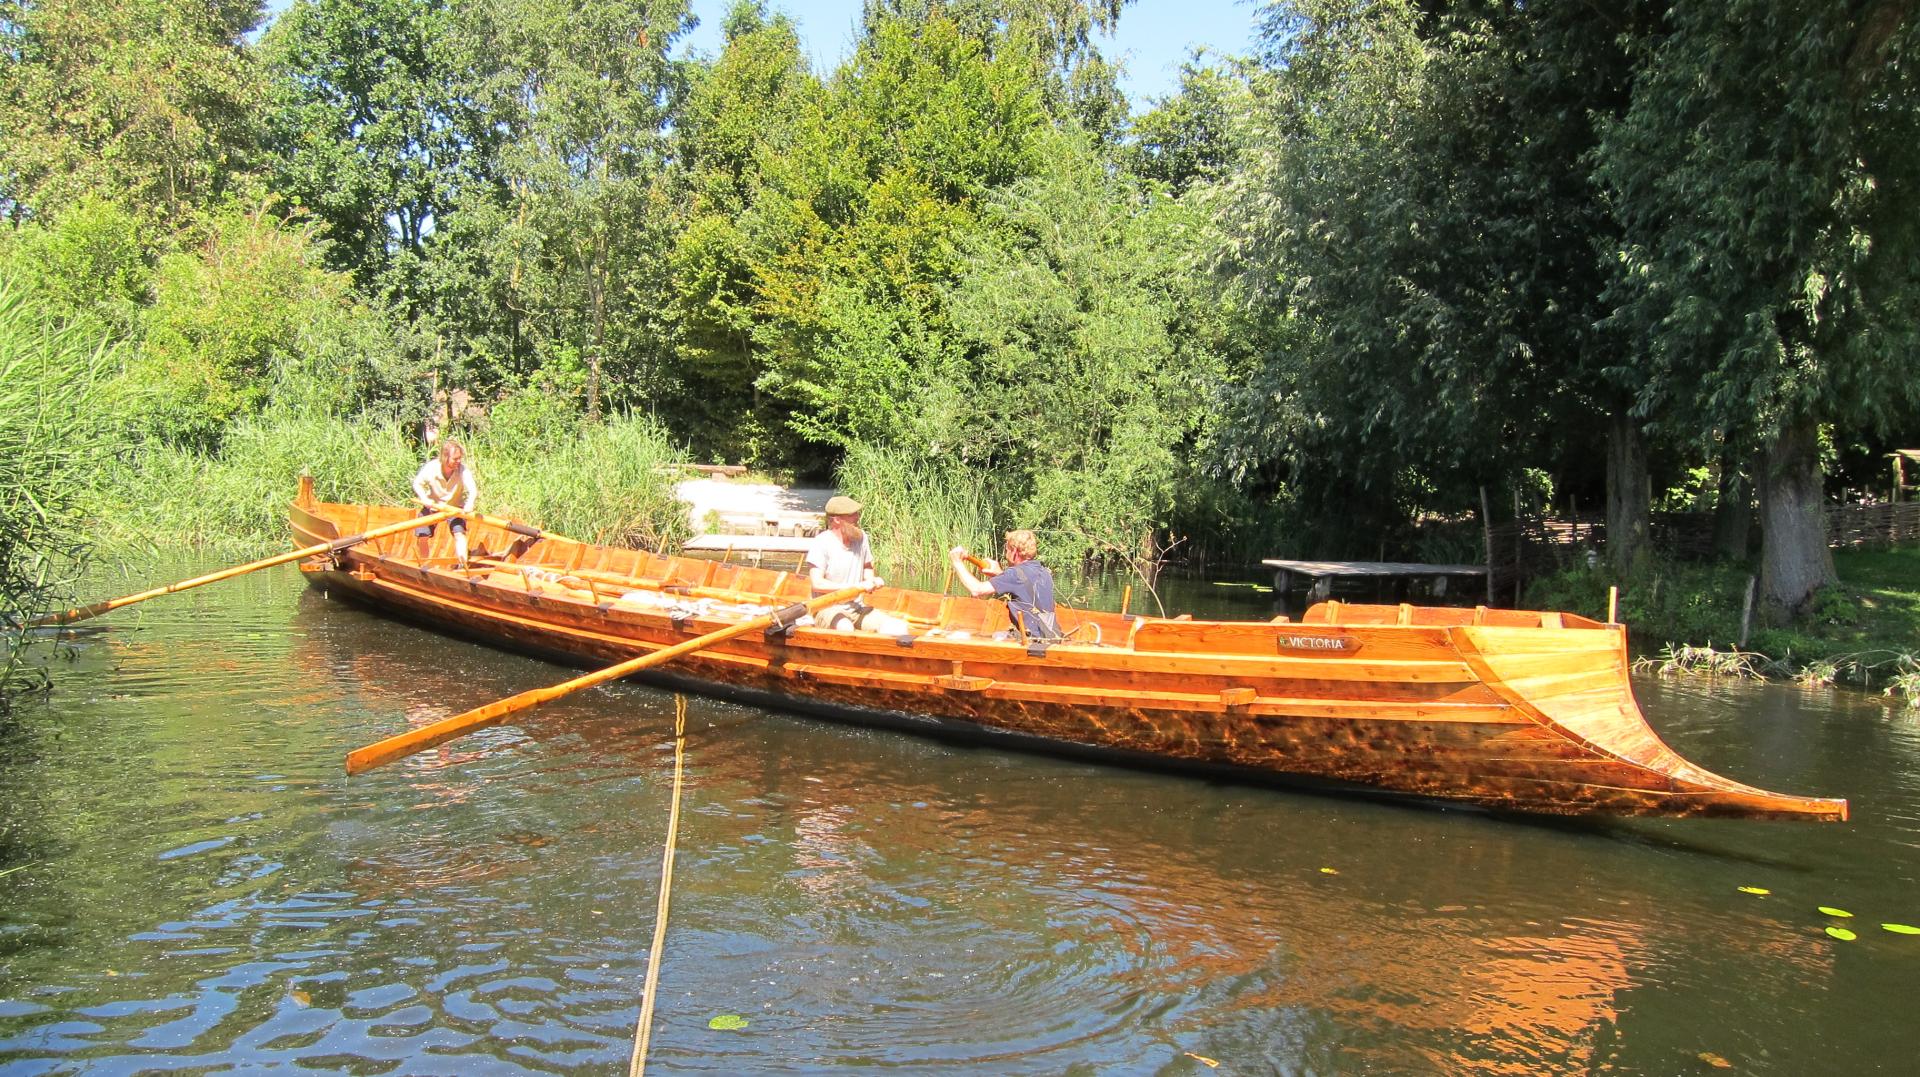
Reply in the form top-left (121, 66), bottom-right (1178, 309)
top-left (290, 482), bottom-right (1846, 820)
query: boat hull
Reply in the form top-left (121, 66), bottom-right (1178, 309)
top-left (291, 491), bottom-right (1847, 821)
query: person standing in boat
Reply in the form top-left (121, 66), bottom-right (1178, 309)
top-left (950, 530), bottom-right (1062, 640)
top-left (412, 439), bottom-right (478, 567)
top-left (805, 495), bottom-right (910, 634)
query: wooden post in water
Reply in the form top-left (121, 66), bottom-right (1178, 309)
top-left (1739, 575), bottom-right (1757, 649)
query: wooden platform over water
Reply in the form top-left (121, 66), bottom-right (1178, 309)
top-left (681, 533), bottom-right (813, 568)
top-left (1262, 559), bottom-right (1488, 603)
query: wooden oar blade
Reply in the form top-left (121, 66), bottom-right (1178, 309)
top-left (345, 690), bottom-right (534, 774)
top-left (30, 598), bottom-right (121, 629)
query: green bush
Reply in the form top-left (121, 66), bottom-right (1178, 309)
top-left (120, 207), bottom-right (420, 448)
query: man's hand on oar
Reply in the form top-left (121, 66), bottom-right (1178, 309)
top-left (30, 508), bottom-right (460, 628)
top-left (344, 584), bottom-right (868, 775)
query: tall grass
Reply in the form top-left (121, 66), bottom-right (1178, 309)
top-left (476, 413), bottom-right (691, 551)
top-left (836, 443), bottom-right (998, 576)
top-left (87, 408), bottom-right (692, 558)
top-left (92, 411), bottom-right (420, 558)
top-left (0, 283), bottom-right (117, 698)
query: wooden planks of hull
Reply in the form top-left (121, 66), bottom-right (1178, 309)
top-left (289, 489), bottom-right (1848, 821)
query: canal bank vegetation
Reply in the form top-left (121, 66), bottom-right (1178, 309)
top-left (4, 1), bottom-right (1920, 699)
top-left (1529, 548), bottom-right (1920, 705)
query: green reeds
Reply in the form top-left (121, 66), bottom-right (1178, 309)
top-left (0, 284), bottom-right (117, 698)
top-left (92, 410), bottom-right (419, 558)
top-left (835, 443), bottom-right (997, 582)
top-left (89, 410), bottom-right (692, 558)
top-left (477, 414), bottom-right (690, 551)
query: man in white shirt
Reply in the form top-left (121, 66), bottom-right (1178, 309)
top-left (804, 495), bottom-right (909, 634)
top-left (412, 440), bottom-right (478, 566)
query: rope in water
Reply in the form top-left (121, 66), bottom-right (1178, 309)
top-left (628, 693), bottom-right (689, 1077)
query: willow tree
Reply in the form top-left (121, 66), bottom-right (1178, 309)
top-left (1596, 0), bottom-right (1920, 620)
top-left (1219, 0), bottom-right (1651, 556)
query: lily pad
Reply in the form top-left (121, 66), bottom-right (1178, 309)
top-left (1817, 906), bottom-right (1853, 918)
top-left (708, 1014), bottom-right (749, 1031)
top-left (1737, 886), bottom-right (1770, 895)
top-left (1882, 923), bottom-right (1920, 935)
top-left (1825, 926), bottom-right (1857, 941)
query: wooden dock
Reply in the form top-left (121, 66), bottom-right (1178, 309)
top-left (681, 534), bottom-right (814, 568)
top-left (1262, 559), bottom-right (1488, 604)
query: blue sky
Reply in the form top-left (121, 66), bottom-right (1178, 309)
top-left (260, 1), bottom-right (1260, 108)
top-left (673, 0), bottom-right (1260, 105)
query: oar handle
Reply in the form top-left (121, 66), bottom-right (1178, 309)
top-left (344, 584), bottom-right (869, 775)
top-left (29, 508), bottom-right (459, 627)
top-left (418, 499), bottom-right (551, 541)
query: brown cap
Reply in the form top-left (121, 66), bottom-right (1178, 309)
top-left (823, 495), bottom-right (863, 517)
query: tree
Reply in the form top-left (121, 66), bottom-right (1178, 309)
top-left (664, 0), bottom-right (818, 464)
top-left (747, 12), bottom-right (1047, 453)
top-left (461, 0), bottom-right (692, 420)
top-left (0, 0), bottom-right (265, 225)
top-left (860, 0), bottom-right (1129, 142)
top-left (259, 0), bottom-right (498, 318)
top-left (941, 132), bottom-right (1227, 560)
top-left (1596, 0), bottom-right (1920, 620)
top-left (1123, 56), bottom-right (1240, 195)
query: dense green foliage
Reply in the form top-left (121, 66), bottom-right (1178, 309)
top-left (1529, 548), bottom-right (1920, 699)
top-left (2, 0), bottom-right (1919, 699)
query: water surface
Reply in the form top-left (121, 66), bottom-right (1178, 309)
top-left (1, 560), bottom-right (1914, 1074)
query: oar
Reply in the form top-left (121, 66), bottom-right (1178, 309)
top-left (415, 499), bottom-right (570, 546)
top-left (343, 584), bottom-right (868, 774)
top-left (30, 508), bottom-right (460, 628)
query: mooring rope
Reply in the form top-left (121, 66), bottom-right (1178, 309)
top-left (628, 693), bottom-right (689, 1077)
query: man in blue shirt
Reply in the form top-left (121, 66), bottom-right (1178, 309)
top-left (949, 530), bottom-right (1062, 640)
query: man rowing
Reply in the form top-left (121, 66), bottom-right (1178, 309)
top-left (804, 495), bottom-right (910, 635)
top-left (949, 530), bottom-right (1062, 640)
top-left (412, 439), bottom-right (477, 567)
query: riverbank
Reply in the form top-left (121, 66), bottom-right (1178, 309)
top-left (1528, 546), bottom-right (1920, 704)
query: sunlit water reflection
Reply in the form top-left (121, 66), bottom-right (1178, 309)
top-left (2, 560), bottom-right (1916, 1073)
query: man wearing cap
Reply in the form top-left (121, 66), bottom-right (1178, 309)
top-left (805, 495), bottom-right (910, 634)
top-left (949, 530), bottom-right (1062, 640)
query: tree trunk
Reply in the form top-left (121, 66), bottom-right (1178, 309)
top-left (1711, 452), bottom-right (1753, 559)
top-left (1605, 411), bottom-right (1652, 575)
top-left (1756, 418), bottom-right (1836, 623)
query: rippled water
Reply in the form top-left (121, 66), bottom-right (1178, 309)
top-left (2, 560), bottom-right (1917, 1074)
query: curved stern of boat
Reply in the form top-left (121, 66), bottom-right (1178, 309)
top-left (1451, 625), bottom-right (1848, 821)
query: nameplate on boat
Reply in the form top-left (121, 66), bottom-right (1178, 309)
top-left (1275, 633), bottom-right (1360, 656)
